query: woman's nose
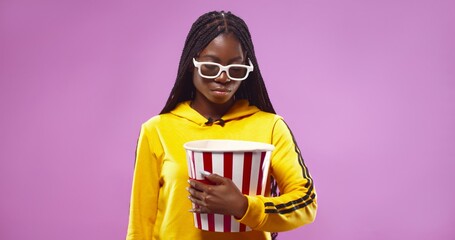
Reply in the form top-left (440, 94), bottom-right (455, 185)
top-left (214, 71), bottom-right (230, 83)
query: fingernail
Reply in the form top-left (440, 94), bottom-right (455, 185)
top-left (200, 170), bottom-right (212, 176)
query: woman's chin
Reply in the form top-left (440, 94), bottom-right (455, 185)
top-left (207, 94), bottom-right (234, 104)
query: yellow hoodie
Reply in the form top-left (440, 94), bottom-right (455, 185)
top-left (127, 100), bottom-right (317, 240)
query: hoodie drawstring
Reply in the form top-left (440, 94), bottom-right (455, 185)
top-left (204, 117), bottom-right (225, 127)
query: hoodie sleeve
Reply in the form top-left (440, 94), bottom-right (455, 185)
top-left (126, 124), bottom-right (161, 240)
top-left (237, 118), bottom-right (317, 232)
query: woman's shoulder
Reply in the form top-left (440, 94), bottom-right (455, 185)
top-left (254, 110), bottom-right (284, 122)
top-left (141, 113), bottom-right (173, 127)
top-left (136, 114), bottom-right (161, 132)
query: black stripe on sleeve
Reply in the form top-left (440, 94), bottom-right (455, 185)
top-left (265, 194), bottom-right (316, 214)
top-left (263, 119), bottom-right (316, 214)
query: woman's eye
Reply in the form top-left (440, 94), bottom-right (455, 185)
top-left (203, 64), bottom-right (218, 70)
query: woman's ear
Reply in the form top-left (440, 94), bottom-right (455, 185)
top-left (189, 55), bottom-right (198, 73)
top-left (187, 61), bottom-right (193, 73)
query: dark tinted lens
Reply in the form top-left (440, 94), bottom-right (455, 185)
top-left (228, 66), bottom-right (248, 79)
top-left (200, 64), bottom-right (220, 77)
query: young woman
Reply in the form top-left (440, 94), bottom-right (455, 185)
top-left (127, 11), bottom-right (317, 240)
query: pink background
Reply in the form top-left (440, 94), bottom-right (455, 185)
top-left (1, 0), bottom-right (454, 239)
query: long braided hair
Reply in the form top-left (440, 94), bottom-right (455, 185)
top-left (160, 11), bottom-right (279, 239)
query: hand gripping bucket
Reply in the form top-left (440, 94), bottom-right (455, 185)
top-left (184, 139), bottom-right (274, 232)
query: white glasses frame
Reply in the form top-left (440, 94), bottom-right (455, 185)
top-left (192, 58), bottom-right (254, 81)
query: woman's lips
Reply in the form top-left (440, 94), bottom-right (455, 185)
top-left (211, 88), bottom-right (231, 96)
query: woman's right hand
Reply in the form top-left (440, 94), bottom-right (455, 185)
top-left (187, 173), bottom-right (248, 219)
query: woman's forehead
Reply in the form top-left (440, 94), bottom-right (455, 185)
top-left (199, 33), bottom-right (244, 60)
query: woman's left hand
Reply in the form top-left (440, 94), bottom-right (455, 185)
top-left (187, 173), bottom-right (248, 219)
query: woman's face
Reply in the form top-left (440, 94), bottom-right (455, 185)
top-left (192, 33), bottom-right (244, 105)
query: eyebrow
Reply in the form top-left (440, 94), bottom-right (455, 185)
top-left (198, 54), bottom-right (243, 63)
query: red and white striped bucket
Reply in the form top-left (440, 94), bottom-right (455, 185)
top-left (184, 139), bottom-right (274, 232)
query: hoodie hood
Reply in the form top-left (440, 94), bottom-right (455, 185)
top-left (169, 100), bottom-right (260, 126)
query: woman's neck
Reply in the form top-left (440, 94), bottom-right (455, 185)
top-left (190, 98), bottom-right (235, 120)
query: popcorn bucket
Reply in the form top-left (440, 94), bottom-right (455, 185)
top-left (184, 139), bottom-right (274, 232)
